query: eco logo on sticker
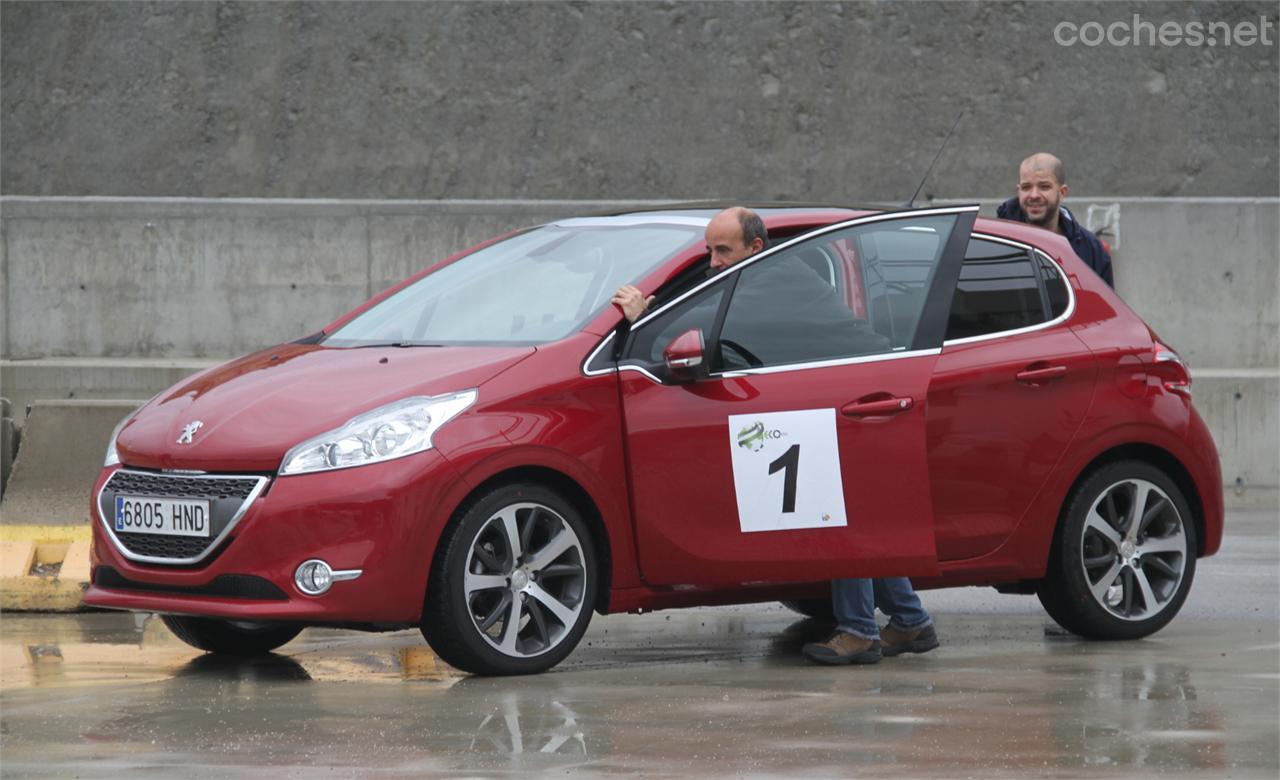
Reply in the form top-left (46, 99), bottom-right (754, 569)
top-left (737, 421), bottom-right (786, 452)
top-left (737, 421), bottom-right (765, 451)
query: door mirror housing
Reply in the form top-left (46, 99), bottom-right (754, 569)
top-left (662, 328), bottom-right (707, 383)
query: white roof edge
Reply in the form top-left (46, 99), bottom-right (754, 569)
top-left (550, 215), bottom-right (711, 228)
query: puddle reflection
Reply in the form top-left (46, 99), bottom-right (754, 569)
top-left (0, 613), bottom-right (1262, 775)
top-left (1, 614), bottom-right (464, 689)
top-left (467, 691), bottom-right (588, 755)
top-left (1054, 661), bottom-right (1225, 771)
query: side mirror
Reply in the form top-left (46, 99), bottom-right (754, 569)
top-left (662, 328), bottom-right (706, 383)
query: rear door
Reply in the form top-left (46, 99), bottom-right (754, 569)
top-left (616, 207), bottom-right (977, 587)
top-left (928, 235), bottom-right (1097, 561)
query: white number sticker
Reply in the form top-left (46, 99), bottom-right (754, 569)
top-left (727, 408), bottom-right (848, 533)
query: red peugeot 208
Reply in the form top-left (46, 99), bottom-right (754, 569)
top-left (86, 205), bottom-right (1223, 675)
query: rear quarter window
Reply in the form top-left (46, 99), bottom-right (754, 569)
top-left (946, 238), bottom-right (1048, 341)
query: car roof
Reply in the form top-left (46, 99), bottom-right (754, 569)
top-left (554, 203), bottom-right (1076, 266)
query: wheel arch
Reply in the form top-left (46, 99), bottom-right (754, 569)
top-left (440, 465), bottom-right (614, 614)
top-left (1062, 443), bottom-right (1207, 557)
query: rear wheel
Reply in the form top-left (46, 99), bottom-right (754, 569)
top-left (1039, 461), bottom-right (1196, 640)
top-left (160, 615), bottom-right (302, 655)
top-left (422, 483), bottom-right (597, 676)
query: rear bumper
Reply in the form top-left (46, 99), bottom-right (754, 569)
top-left (84, 450), bottom-right (465, 623)
top-left (1188, 407), bottom-right (1225, 557)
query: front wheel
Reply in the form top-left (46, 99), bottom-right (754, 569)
top-left (422, 483), bottom-right (597, 676)
top-left (1039, 461), bottom-right (1197, 640)
top-left (160, 615), bottom-right (302, 655)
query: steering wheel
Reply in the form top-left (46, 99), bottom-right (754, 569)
top-left (718, 339), bottom-right (764, 369)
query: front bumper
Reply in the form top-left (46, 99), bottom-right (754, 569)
top-left (84, 450), bottom-right (465, 623)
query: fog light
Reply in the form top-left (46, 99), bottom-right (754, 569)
top-left (295, 559), bottom-right (334, 595)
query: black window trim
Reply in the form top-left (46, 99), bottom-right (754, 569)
top-left (581, 205), bottom-right (982, 383)
top-left (942, 233), bottom-right (1077, 348)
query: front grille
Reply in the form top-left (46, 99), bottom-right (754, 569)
top-left (106, 471), bottom-right (261, 501)
top-left (98, 470), bottom-right (269, 565)
top-left (93, 566), bottom-right (288, 600)
top-left (114, 534), bottom-right (222, 560)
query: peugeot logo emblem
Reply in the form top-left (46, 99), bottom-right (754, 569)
top-left (177, 421), bottom-right (204, 445)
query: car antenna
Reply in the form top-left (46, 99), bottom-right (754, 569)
top-left (906, 110), bottom-right (964, 208)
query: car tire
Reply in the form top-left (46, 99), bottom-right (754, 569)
top-left (421, 483), bottom-right (598, 676)
top-left (1039, 460), bottom-right (1197, 640)
top-left (160, 615), bottom-right (302, 655)
top-left (780, 597), bottom-right (834, 621)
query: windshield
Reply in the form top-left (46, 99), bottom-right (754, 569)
top-left (325, 221), bottom-right (703, 347)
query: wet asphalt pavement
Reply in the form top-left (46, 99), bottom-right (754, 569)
top-left (2, 510), bottom-right (1276, 778)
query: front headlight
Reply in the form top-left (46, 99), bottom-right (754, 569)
top-left (104, 393), bottom-right (162, 467)
top-left (104, 414), bottom-right (129, 467)
top-left (279, 390), bottom-right (477, 475)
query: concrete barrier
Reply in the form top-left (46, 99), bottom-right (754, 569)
top-left (1193, 374), bottom-right (1279, 507)
top-left (0, 197), bottom-right (663, 360)
top-left (0, 358), bottom-right (216, 426)
top-left (0, 399), bottom-right (140, 529)
top-left (3, 197), bottom-right (1274, 372)
top-left (0, 400), bottom-right (136, 610)
top-left (1, 397), bottom-right (16, 497)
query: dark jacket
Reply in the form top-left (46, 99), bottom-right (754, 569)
top-left (996, 198), bottom-right (1114, 288)
top-left (718, 256), bottom-right (889, 368)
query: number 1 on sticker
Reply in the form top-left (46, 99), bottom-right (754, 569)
top-left (768, 444), bottom-right (799, 513)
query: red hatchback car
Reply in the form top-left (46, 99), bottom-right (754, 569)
top-left (85, 205), bottom-right (1223, 675)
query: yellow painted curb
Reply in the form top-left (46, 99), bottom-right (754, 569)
top-left (0, 524), bottom-right (92, 543)
top-left (0, 575), bottom-right (88, 611)
top-left (0, 536), bottom-right (93, 612)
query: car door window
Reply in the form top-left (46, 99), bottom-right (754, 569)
top-left (624, 280), bottom-right (729, 366)
top-left (714, 214), bottom-right (958, 370)
top-left (946, 238), bottom-right (1049, 340)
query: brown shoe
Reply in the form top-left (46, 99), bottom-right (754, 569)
top-left (880, 624), bottom-right (939, 657)
top-left (802, 631), bottom-right (882, 665)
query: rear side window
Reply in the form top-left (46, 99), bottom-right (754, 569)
top-left (946, 238), bottom-right (1048, 340)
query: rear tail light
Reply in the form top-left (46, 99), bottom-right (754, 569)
top-left (1151, 345), bottom-right (1192, 398)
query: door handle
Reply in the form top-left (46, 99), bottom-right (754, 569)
top-left (1016, 365), bottom-right (1067, 383)
top-left (841, 396), bottom-right (914, 417)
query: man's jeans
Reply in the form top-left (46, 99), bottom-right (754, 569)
top-left (832, 577), bottom-right (932, 641)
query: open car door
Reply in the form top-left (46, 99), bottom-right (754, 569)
top-left (616, 206), bottom-right (977, 587)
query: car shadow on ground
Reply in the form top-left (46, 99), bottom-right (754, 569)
top-left (768, 616), bottom-right (837, 657)
top-left (172, 651), bottom-right (313, 681)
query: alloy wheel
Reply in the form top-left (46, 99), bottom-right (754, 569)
top-left (464, 502), bottom-right (588, 658)
top-left (1079, 478), bottom-right (1188, 621)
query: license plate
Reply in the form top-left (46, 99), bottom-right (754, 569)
top-left (114, 496), bottom-right (211, 537)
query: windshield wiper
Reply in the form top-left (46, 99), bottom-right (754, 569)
top-left (347, 341), bottom-right (444, 349)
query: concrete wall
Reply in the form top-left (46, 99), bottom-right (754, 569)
top-left (0, 400), bottom-right (139, 524)
top-left (3, 1), bottom-right (1277, 201)
top-left (3, 196), bottom-right (1274, 368)
top-left (0, 197), bottom-right (661, 358)
top-left (0, 196), bottom-right (1275, 504)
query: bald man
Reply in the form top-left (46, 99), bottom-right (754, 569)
top-left (997, 153), bottom-right (1114, 288)
top-left (611, 206), bottom-right (768, 322)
